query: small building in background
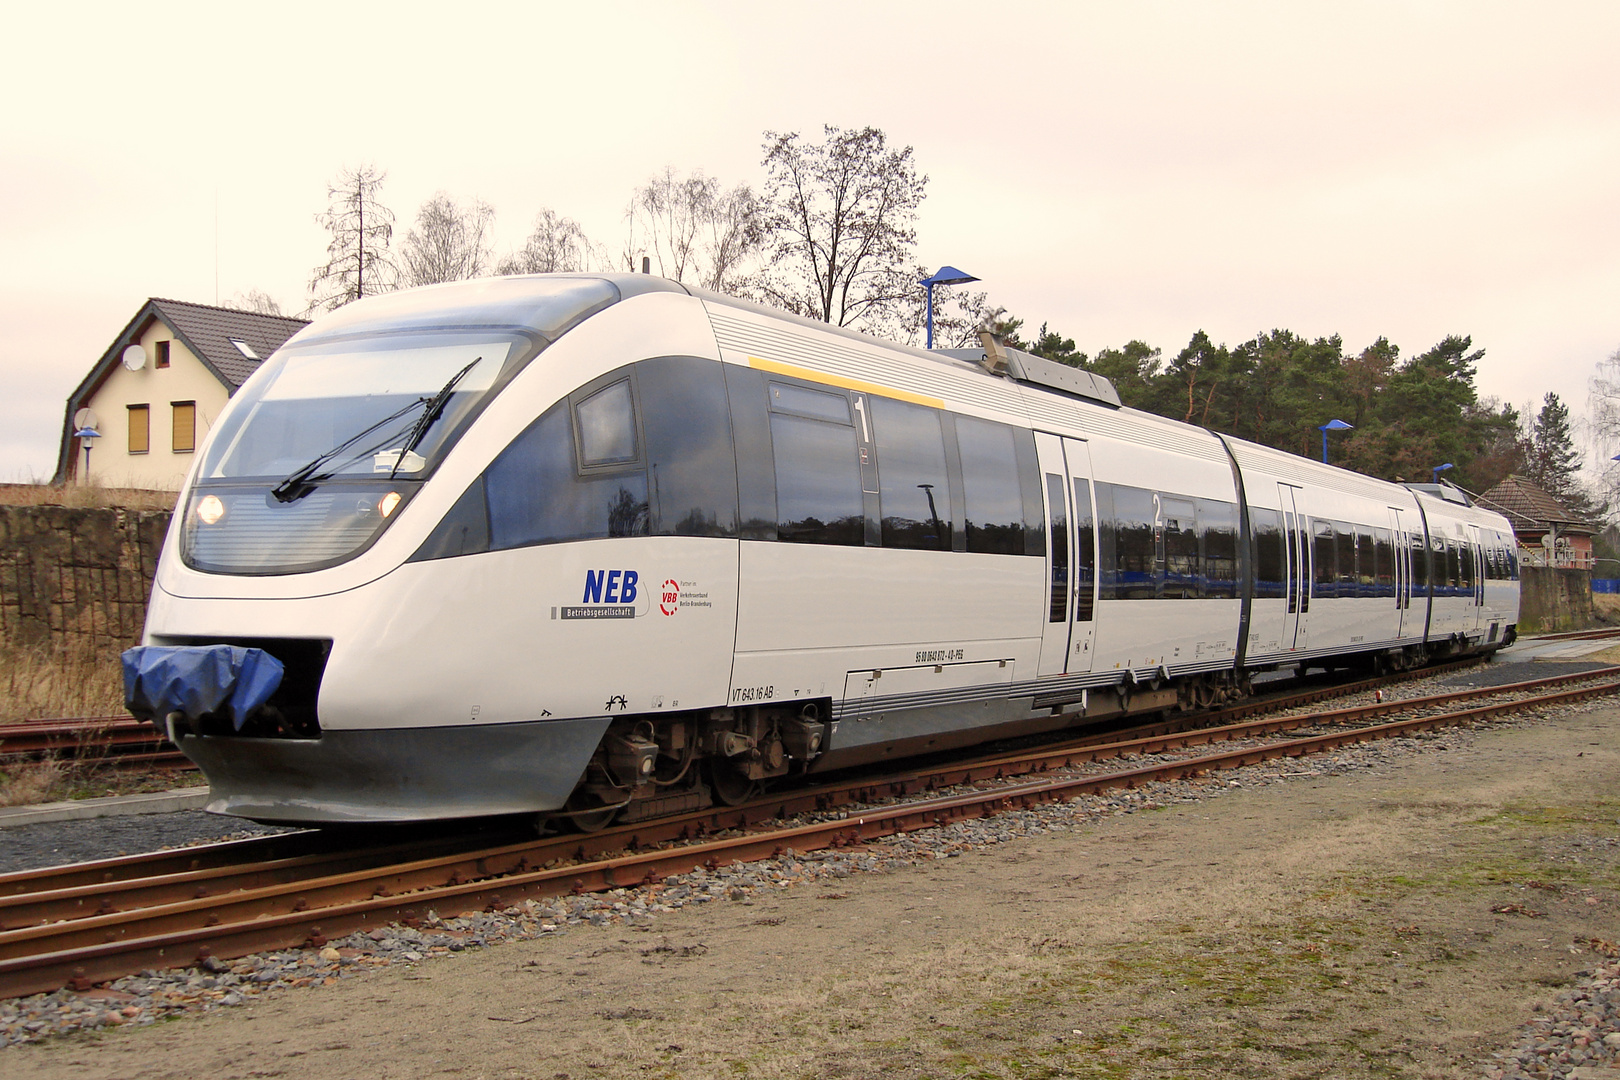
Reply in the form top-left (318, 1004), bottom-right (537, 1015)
top-left (54, 300), bottom-right (308, 490)
top-left (1475, 475), bottom-right (1598, 569)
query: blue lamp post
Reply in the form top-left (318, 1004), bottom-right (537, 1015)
top-left (1318, 419), bottom-right (1353, 463)
top-left (919, 266), bottom-right (980, 350)
top-left (74, 426), bottom-right (100, 483)
top-left (1432, 462), bottom-right (1455, 484)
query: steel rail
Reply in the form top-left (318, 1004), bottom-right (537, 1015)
top-left (2, 672), bottom-right (1617, 999)
top-left (0, 660), bottom-right (1595, 934)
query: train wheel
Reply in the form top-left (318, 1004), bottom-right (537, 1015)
top-left (707, 760), bottom-right (760, 806)
top-left (558, 791), bottom-right (621, 833)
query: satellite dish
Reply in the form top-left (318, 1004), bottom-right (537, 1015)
top-left (122, 345), bottom-right (147, 371)
top-left (73, 407), bottom-right (99, 430)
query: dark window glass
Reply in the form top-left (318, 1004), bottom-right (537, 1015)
top-left (575, 380), bottom-right (637, 465)
top-left (1252, 507), bottom-right (1286, 600)
top-left (957, 416), bottom-right (1025, 555)
top-left (1411, 532), bottom-right (1429, 598)
top-left (1074, 477), bottom-right (1094, 622)
top-left (1298, 518), bottom-right (1311, 611)
top-left (1461, 541), bottom-right (1475, 591)
top-left (486, 400), bottom-right (650, 548)
top-left (871, 397), bottom-right (950, 550)
top-left (1313, 519), bottom-right (1336, 598)
top-left (1095, 482), bottom-right (1117, 600)
top-left (638, 357), bottom-right (738, 537)
top-left (1283, 509), bottom-right (1298, 611)
top-left (725, 365), bottom-right (777, 541)
top-left (771, 412), bottom-right (863, 545)
top-left (1046, 473), bottom-right (1068, 622)
top-left (1356, 528), bottom-right (1376, 596)
top-left (1336, 522), bottom-right (1357, 589)
top-left (1111, 485), bottom-right (1156, 600)
top-left (769, 382), bottom-right (850, 423)
top-left (1374, 528), bottom-right (1395, 597)
top-left (1509, 545), bottom-right (1519, 579)
top-left (1447, 540), bottom-right (1461, 592)
top-left (1200, 498), bottom-right (1238, 599)
top-left (1160, 496), bottom-right (1199, 599)
top-left (1015, 429), bottom-right (1045, 557)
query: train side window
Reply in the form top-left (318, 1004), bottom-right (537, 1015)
top-left (770, 382), bottom-right (851, 423)
top-left (1312, 519), bottom-right (1336, 598)
top-left (1095, 482), bottom-right (1118, 600)
top-left (485, 398), bottom-right (650, 548)
top-left (1015, 429), bottom-right (1046, 557)
top-left (1373, 527), bottom-right (1395, 597)
top-left (771, 412), bottom-right (863, 546)
top-left (1199, 498), bottom-right (1238, 600)
top-left (1046, 473), bottom-right (1068, 622)
top-left (1411, 532), bottom-right (1430, 598)
top-left (637, 357), bottom-right (739, 537)
top-left (1111, 485), bottom-right (1156, 600)
top-left (574, 379), bottom-right (639, 467)
top-left (1160, 496), bottom-right (1199, 599)
top-left (1074, 478), bottom-right (1095, 621)
top-left (1335, 521), bottom-right (1357, 593)
top-left (1356, 528), bottom-right (1376, 597)
top-left (956, 416), bottom-right (1025, 555)
top-left (1460, 540), bottom-right (1475, 591)
top-left (871, 397), bottom-right (951, 551)
top-left (1250, 507), bottom-right (1286, 599)
top-left (725, 365), bottom-right (777, 541)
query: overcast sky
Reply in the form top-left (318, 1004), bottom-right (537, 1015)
top-left (3, 1), bottom-right (1616, 482)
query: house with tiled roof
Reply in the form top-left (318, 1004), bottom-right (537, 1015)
top-left (54, 299), bottom-right (308, 490)
top-left (1475, 475), bottom-right (1598, 569)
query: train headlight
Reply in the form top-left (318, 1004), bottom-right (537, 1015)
top-left (378, 491), bottom-right (402, 518)
top-left (196, 494), bottom-right (225, 525)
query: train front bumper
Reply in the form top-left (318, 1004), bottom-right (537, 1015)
top-left (180, 715), bottom-right (612, 824)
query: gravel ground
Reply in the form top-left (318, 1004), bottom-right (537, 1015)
top-left (0, 811), bottom-right (295, 873)
top-left (3, 663), bottom-right (1617, 1078)
top-left (1443, 659), bottom-right (1614, 690)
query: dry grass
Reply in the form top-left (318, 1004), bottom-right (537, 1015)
top-left (0, 759), bottom-right (68, 807)
top-left (0, 642), bottom-right (126, 723)
top-left (0, 481), bottom-right (175, 511)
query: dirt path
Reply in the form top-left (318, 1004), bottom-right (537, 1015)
top-left (14, 706), bottom-right (1620, 1080)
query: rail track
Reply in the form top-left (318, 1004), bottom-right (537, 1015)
top-left (0, 716), bottom-right (190, 771)
top-left (1, 659), bottom-right (1616, 1000)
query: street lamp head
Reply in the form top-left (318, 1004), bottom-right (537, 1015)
top-left (74, 428), bottom-right (101, 440)
top-left (1318, 419), bottom-right (1354, 432)
top-left (920, 265), bottom-right (980, 288)
top-left (1432, 462), bottom-right (1455, 483)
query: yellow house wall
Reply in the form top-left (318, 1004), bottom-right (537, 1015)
top-left (81, 323), bottom-right (232, 490)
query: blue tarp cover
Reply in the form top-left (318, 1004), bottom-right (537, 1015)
top-left (122, 645), bottom-right (285, 731)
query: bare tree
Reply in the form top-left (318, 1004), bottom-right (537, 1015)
top-left (498, 209), bottom-right (601, 275)
top-left (398, 193), bottom-right (495, 287)
top-left (758, 126), bottom-right (928, 334)
top-left (228, 289), bottom-right (284, 316)
top-left (308, 165), bottom-right (396, 312)
top-left (624, 168), bottom-right (765, 293)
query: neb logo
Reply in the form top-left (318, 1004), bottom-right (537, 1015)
top-left (582, 570), bottom-right (638, 604)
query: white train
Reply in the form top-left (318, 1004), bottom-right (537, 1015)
top-left (126, 274), bottom-right (1520, 825)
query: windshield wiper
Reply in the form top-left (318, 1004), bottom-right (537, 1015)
top-left (269, 358), bottom-right (483, 502)
top-left (270, 398), bottom-right (431, 503)
top-left (388, 358), bottom-right (481, 480)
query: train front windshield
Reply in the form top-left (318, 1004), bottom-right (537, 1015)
top-left (199, 332), bottom-right (518, 483)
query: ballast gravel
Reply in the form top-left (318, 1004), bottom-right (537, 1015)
top-left (1, 663), bottom-right (1616, 1079)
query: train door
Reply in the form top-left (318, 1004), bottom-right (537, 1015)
top-left (1466, 524), bottom-right (1485, 634)
top-left (1278, 484), bottom-right (1307, 652)
top-left (1391, 508), bottom-right (1411, 638)
top-left (1035, 432), bottom-right (1098, 677)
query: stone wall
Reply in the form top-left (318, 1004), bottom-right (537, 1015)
top-left (0, 505), bottom-right (172, 653)
top-left (1517, 565), bottom-right (1594, 634)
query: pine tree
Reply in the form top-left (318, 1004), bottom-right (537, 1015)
top-left (1527, 392), bottom-right (1589, 513)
